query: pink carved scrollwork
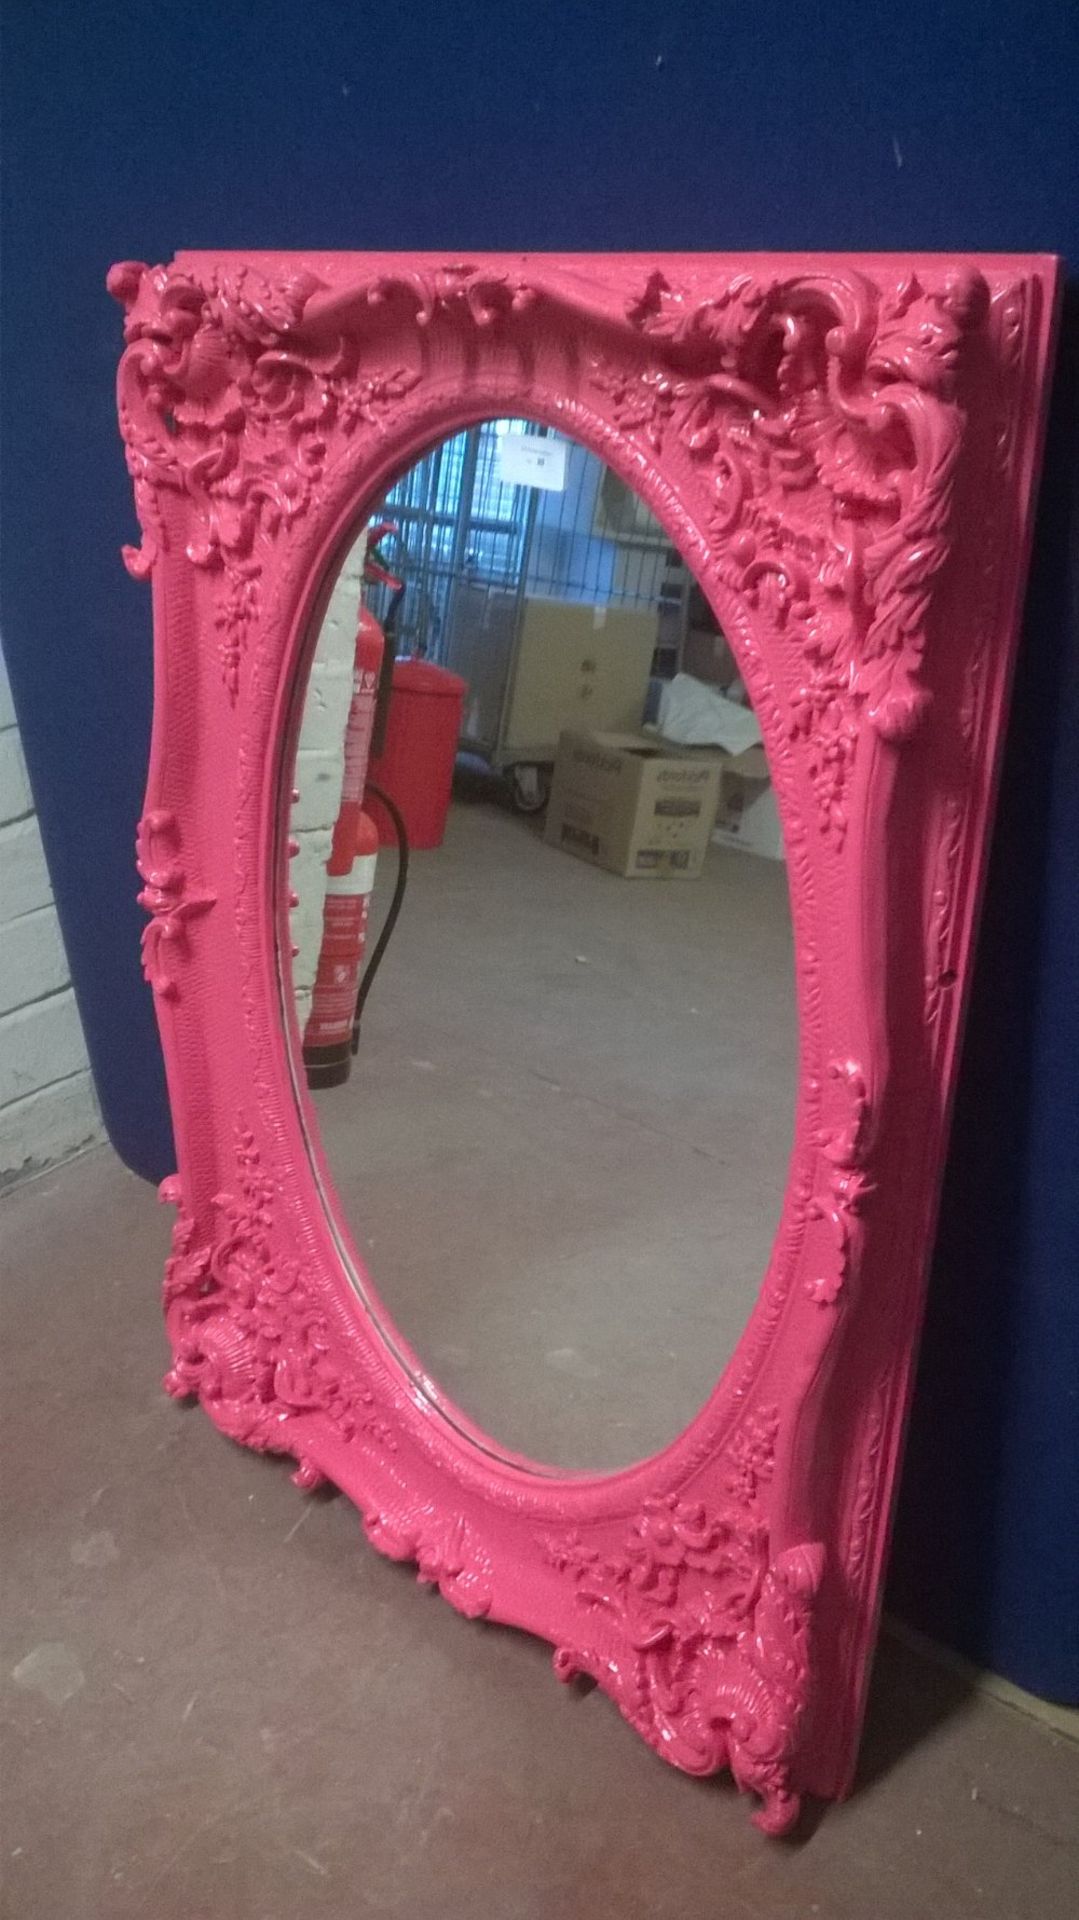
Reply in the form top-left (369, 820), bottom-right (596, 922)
top-left (160, 1122), bottom-right (394, 1487)
top-left (805, 1060), bottom-right (875, 1308)
top-left (135, 809), bottom-right (215, 998)
top-left (112, 255), bottom-right (983, 782)
top-left (545, 1407), bottom-right (824, 1833)
top-left (613, 265), bottom-right (988, 841)
top-left (363, 1506), bottom-right (494, 1620)
top-left (109, 259), bottom-right (418, 695)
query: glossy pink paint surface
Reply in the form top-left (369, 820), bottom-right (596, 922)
top-left (111, 251), bottom-right (1058, 1832)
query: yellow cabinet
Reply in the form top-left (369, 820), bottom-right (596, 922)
top-left (499, 598), bottom-right (657, 762)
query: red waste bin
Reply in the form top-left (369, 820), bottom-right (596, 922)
top-left (366, 658), bottom-right (468, 850)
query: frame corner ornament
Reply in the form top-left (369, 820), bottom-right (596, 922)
top-left (114, 247), bottom-right (1057, 1831)
top-left (544, 1405), bottom-right (825, 1833)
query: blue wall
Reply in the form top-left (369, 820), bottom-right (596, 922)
top-left (2, 1), bottom-right (1076, 1696)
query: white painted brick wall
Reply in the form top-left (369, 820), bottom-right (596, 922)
top-left (290, 527), bottom-right (369, 1032)
top-left (0, 725), bottom-right (35, 822)
top-left (0, 992), bottom-right (90, 1107)
top-left (0, 905), bottom-right (71, 1015)
top-left (0, 644), bottom-right (103, 1186)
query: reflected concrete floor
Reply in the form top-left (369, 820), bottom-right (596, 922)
top-left (3, 1146), bottom-right (1078, 1919)
top-left (307, 792), bottom-right (798, 1470)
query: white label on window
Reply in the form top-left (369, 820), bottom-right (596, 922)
top-left (496, 433), bottom-right (568, 491)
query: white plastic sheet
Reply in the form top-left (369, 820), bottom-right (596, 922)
top-left (657, 674), bottom-right (763, 754)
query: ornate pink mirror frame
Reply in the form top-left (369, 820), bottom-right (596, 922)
top-left (111, 251), bottom-right (1058, 1833)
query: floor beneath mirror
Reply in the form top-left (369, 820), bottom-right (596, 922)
top-left (306, 788), bottom-right (797, 1471)
top-left (4, 1115), bottom-right (1077, 1918)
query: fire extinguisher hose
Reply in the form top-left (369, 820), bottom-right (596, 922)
top-left (351, 780), bottom-right (410, 1054)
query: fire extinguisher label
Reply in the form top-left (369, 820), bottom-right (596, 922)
top-left (340, 667), bottom-right (379, 806)
top-left (325, 854), bottom-right (378, 896)
top-left (303, 890), bottom-right (371, 1047)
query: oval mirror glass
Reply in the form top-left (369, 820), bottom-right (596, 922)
top-left (279, 419), bottom-right (795, 1471)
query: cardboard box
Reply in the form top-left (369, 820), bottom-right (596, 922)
top-left (545, 730), bottom-right (723, 879)
top-left (500, 598), bottom-right (657, 761)
top-left (711, 745), bottom-right (783, 860)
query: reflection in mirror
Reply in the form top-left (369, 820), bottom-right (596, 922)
top-left (282, 419), bottom-right (795, 1471)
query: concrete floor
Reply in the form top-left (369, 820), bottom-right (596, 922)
top-left (3, 789), bottom-right (1078, 1915)
top-left (307, 789), bottom-right (798, 1469)
top-left (3, 1149), bottom-right (1078, 1918)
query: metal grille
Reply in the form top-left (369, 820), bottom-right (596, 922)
top-left (369, 419), bottom-right (681, 664)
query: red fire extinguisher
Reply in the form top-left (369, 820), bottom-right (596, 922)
top-left (302, 600), bottom-right (387, 1090)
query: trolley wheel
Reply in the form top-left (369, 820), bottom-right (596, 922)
top-left (510, 764), bottom-right (550, 814)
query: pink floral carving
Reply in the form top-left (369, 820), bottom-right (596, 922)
top-left (545, 1410), bottom-right (822, 1834)
top-left (613, 266), bottom-right (988, 841)
top-left (588, 357), bottom-right (686, 451)
top-left (110, 260), bottom-right (407, 696)
top-left (160, 1122), bottom-right (394, 1482)
top-left (806, 1060), bottom-right (875, 1307)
